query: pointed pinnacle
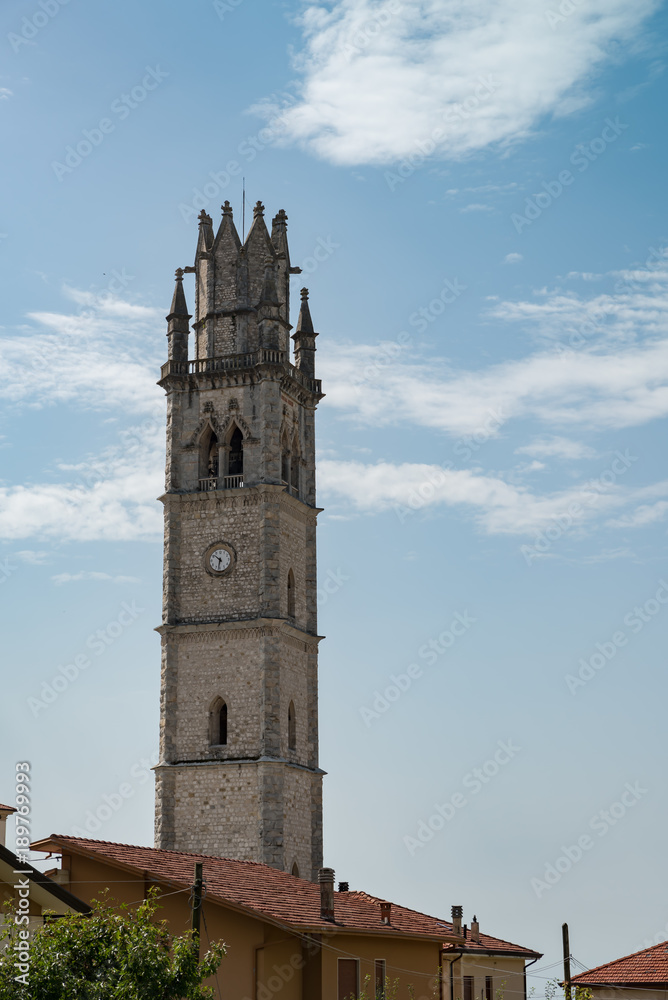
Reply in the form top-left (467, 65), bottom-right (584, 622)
top-left (254, 201), bottom-right (265, 218)
top-left (222, 201), bottom-right (233, 217)
top-left (296, 287), bottom-right (314, 334)
top-left (169, 268), bottom-right (189, 317)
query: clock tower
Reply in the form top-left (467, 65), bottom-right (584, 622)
top-left (154, 200), bottom-right (324, 880)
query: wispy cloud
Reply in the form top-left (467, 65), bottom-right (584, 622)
top-left (256, 0), bottom-right (660, 165)
top-left (319, 459), bottom-right (668, 536)
top-left (52, 571), bottom-right (141, 585)
top-left (607, 501), bottom-right (668, 528)
top-left (504, 253), bottom-right (523, 264)
top-left (0, 289), bottom-right (162, 414)
top-left (516, 437), bottom-right (597, 460)
top-left (321, 258), bottom-right (668, 436)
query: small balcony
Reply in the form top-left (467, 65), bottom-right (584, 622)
top-left (199, 475), bottom-right (244, 492)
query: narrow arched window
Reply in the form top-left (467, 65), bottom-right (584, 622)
top-left (209, 698), bottom-right (228, 746)
top-left (219, 702), bottom-right (228, 745)
top-left (288, 700), bottom-right (296, 751)
top-left (291, 861), bottom-right (300, 878)
top-left (290, 436), bottom-right (299, 495)
top-left (200, 427), bottom-right (219, 482)
top-left (228, 427), bottom-right (243, 476)
top-left (281, 435), bottom-right (290, 484)
top-left (287, 569), bottom-right (295, 617)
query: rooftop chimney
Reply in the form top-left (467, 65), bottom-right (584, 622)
top-left (338, 882), bottom-right (349, 893)
top-left (451, 905), bottom-right (463, 935)
top-left (471, 915), bottom-right (480, 943)
top-left (380, 902), bottom-right (392, 925)
top-left (319, 868), bottom-right (335, 921)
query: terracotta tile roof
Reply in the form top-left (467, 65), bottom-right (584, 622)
top-left (34, 836), bottom-right (455, 938)
top-left (33, 836), bottom-right (536, 957)
top-left (443, 931), bottom-right (541, 959)
top-left (0, 803), bottom-right (16, 813)
top-left (572, 942), bottom-right (668, 986)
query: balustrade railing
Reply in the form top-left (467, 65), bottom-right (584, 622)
top-left (161, 350), bottom-right (321, 395)
top-left (199, 475), bottom-right (244, 492)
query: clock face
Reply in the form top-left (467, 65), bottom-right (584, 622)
top-left (209, 548), bottom-right (231, 574)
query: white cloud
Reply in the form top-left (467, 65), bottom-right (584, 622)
top-left (0, 425), bottom-right (163, 542)
top-left (0, 89), bottom-right (12, 101)
top-left (504, 253), bottom-right (523, 264)
top-left (460, 203), bottom-right (493, 213)
top-left (257, 0), bottom-right (660, 165)
top-left (319, 459), bottom-right (668, 536)
top-left (321, 259), bottom-right (668, 435)
top-left (52, 571), bottom-right (141, 585)
top-left (14, 550), bottom-right (50, 565)
top-left (607, 501), bottom-right (668, 528)
top-left (516, 437), bottom-right (597, 460)
top-left (0, 290), bottom-right (162, 415)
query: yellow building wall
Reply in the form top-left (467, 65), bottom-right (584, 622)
top-left (320, 932), bottom-right (443, 1000)
top-left (446, 953), bottom-right (527, 1000)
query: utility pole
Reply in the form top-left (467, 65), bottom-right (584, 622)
top-left (191, 862), bottom-right (203, 956)
top-left (562, 922), bottom-right (572, 1000)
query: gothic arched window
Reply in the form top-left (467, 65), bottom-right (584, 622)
top-left (288, 700), bottom-right (296, 751)
top-left (209, 698), bottom-right (228, 746)
top-left (287, 569), bottom-right (295, 618)
top-left (281, 435), bottom-right (290, 485)
top-left (290, 435), bottom-right (300, 494)
top-left (200, 426), bottom-right (219, 481)
top-left (228, 426), bottom-right (243, 476)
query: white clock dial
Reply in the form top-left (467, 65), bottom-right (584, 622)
top-left (209, 548), bottom-right (231, 573)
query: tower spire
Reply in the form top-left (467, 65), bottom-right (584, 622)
top-left (292, 288), bottom-right (318, 376)
top-left (166, 268), bottom-right (191, 364)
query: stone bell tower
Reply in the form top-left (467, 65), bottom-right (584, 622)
top-left (154, 200), bottom-right (324, 881)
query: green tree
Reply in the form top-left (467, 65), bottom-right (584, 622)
top-left (0, 888), bottom-right (225, 999)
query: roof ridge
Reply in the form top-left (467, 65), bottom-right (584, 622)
top-left (50, 836), bottom-right (298, 871)
top-left (572, 941), bottom-right (668, 979)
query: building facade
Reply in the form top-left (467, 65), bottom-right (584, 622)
top-left (153, 201), bottom-right (325, 881)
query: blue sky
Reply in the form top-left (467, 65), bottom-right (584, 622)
top-left (1, 0), bottom-right (668, 984)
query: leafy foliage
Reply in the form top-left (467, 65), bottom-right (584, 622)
top-left (0, 887), bottom-right (225, 999)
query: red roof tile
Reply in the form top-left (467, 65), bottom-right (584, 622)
top-left (443, 931), bottom-right (541, 958)
top-left (0, 803), bottom-right (16, 813)
top-left (33, 835), bottom-right (537, 957)
top-left (572, 942), bottom-right (668, 986)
